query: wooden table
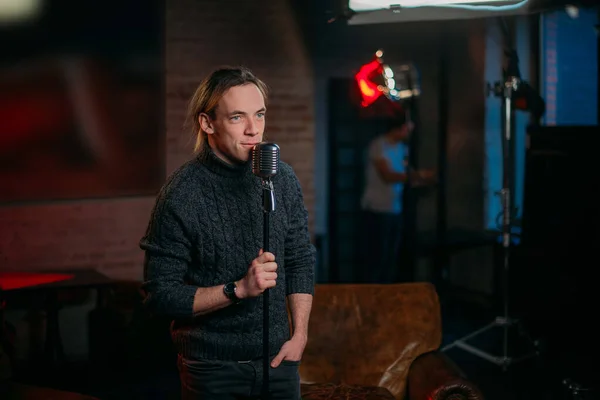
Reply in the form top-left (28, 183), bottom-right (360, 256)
top-left (0, 269), bottom-right (115, 367)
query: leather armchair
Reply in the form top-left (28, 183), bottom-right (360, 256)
top-left (296, 282), bottom-right (484, 400)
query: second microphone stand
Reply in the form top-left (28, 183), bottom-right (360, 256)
top-left (261, 178), bottom-right (275, 399)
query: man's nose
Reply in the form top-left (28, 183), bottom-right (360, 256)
top-left (245, 119), bottom-right (259, 135)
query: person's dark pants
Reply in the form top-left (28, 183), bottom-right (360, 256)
top-left (177, 354), bottom-right (301, 400)
top-left (359, 210), bottom-right (403, 283)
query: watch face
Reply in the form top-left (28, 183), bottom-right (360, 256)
top-left (224, 282), bottom-right (236, 299)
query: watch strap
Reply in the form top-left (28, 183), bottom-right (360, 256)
top-left (224, 282), bottom-right (241, 304)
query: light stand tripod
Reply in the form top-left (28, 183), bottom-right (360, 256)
top-left (441, 50), bottom-right (538, 371)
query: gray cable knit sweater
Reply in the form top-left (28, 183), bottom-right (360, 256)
top-left (140, 146), bottom-right (315, 361)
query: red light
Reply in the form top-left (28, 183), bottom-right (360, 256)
top-left (354, 59), bottom-right (384, 107)
top-left (0, 272), bottom-right (75, 290)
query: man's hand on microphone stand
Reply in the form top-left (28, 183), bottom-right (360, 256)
top-left (236, 249), bottom-right (278, 299)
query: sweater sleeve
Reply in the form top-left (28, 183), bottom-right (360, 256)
top-left (283, 171), bottom-right (316, 296)
top-left (140, 192), bottom-right (198, 319)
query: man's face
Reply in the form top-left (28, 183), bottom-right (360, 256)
top-left (201, 83), bottom-right (266, 164)
top-left (392, 121), bottom-right (414, 142)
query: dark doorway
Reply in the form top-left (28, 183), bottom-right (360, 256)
top-left (326, 78), bottom-right (409, 283)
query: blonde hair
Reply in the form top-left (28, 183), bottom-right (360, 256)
top-left (185, 66), bottom-right (269, 153)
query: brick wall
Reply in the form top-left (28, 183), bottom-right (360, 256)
top-left (0, 198), bottom-right (154, 281)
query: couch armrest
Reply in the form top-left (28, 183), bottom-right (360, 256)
top-left (407, 351), bottom-right (484, 400)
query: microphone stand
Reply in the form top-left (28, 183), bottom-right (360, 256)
top-left (261, 178), bottom-right (275, 400)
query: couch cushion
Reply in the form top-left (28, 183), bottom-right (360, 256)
top-left (302, 383), bottom-right (395, 399)
top-left (299, 283), bottom-right (441, 399)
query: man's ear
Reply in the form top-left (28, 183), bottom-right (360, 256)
top-left (199, 113), bottom-right (215, 135)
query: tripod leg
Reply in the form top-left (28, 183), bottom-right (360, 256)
top-left (442, 320), bottom-right (499, 351)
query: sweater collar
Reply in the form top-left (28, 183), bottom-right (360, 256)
top-left (196, 145), bottom-right (252, 178)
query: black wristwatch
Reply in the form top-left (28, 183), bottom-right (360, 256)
top-left (223, 282), bottom-right (241, 304)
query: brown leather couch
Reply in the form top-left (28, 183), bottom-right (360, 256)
top-left (297, 282), bottom-right (484, 400)
top-left (87, 280), bottom-right (483, 399)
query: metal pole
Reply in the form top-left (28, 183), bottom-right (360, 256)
top-left (261, 179), bottom-right (274, 399)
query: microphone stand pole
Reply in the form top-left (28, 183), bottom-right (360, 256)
top-left (261, 178), bottom-right (275, 399)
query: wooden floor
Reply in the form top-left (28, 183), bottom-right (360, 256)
top-left (439, 287), bottom-right (598, 400)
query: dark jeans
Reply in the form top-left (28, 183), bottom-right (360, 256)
top-left (177, 354), bottom-right (301, 400)
top-left (359, 210), bottom-right (403, 283)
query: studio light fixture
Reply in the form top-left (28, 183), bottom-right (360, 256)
top-left (346, 0), bottom-right (533, 24)
top-left (349, 0), bottom-right (529, 11)
top-left (354, 49), bottom-right (420, 108)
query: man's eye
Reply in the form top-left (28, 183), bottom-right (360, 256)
top-left (257, 112), bottom-right (265, 119)
top-left (230, 116), bottom-right (241, 121)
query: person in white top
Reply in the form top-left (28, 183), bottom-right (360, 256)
top-left (359, 117), bottom-right (435, 283)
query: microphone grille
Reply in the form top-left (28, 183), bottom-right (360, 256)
top-left (252, 142), bottom-right (279, 178)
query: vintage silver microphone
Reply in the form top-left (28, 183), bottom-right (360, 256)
top-left (252, 142), bottom-right (280, 179)
top-left (251, 142), bottom-right (279, 400)
top-left (252, 142), bottom-right (279, 212)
